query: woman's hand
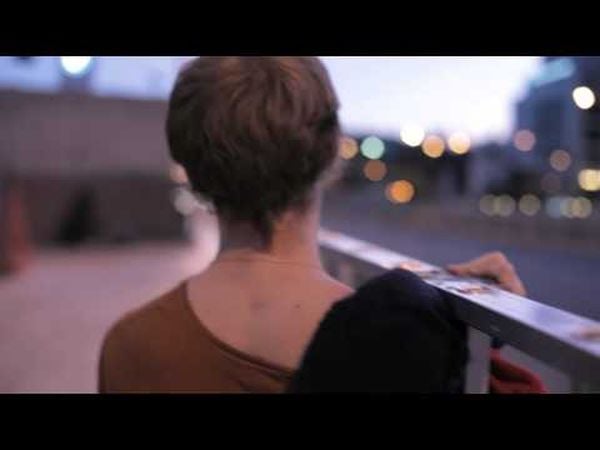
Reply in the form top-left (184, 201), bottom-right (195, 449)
top-left (446, 252), bottom-right (527, 296)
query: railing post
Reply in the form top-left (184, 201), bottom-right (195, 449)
top-left (465, 327), bottom-right (492, 393)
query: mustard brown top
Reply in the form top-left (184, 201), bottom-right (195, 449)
top-left (98, 283), bottom-right (294, 393)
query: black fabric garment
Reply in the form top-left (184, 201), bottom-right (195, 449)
top-left (288, 268), bottom-right (469, 393)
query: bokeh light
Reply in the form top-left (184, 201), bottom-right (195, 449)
top-left (549, 149), bottom-right (572, 172)
top-left (514, 129), bottom-right (536, 152)
top-left (570, 197), bottom-right (593, 219)
top-left (447, 132), bottom-right (471, 155)
top-left (386, 180), bottom-right (415, 204)
top-left (494, 194), bottom-right (516, 217)
top-left (518, 194), bottom-right (541, 216)
top-left (479, 195), bottom-right (495, 216)
top-left (545, 196), bottom-right (564, 219)
top-left (363, 160), bottom-right (387, 182)
top-left (360, 136), bottom-right (385, 160)
top-left (578, 168), bottom-right (600, 192)
top-left (572, 86), bottom-right (596, 110)
top-left (400, 124), bottom-right (425, 147)
top-left (559, 197), bottom-right (573, 218)
top-left (421, 135), bottom-right (445, 159)
top-left (60, 57), bottom-right (93, 78)
top-left (339, 137), bottom-right (359, 160)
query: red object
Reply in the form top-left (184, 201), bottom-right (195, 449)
top-left (489, 349), bottom-right (547, 394)
top-left (0, 182), bottom-right (32, 274)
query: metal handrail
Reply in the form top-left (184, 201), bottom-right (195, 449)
top-left (318, 228), bottom-right (600, 392)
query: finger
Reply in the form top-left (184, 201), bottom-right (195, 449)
top-left (462, 252), bottom-right (509, 278)
top-left (448, 253), bottom-right (527, 296)
top-left (496, 269), bottom-right (527, 296)
top-left (446, 263), bottom-right (472, 276)
top-left (447, 253), bottom-right (497, 276)
top-left (473, 255), bottom-right (527, 296)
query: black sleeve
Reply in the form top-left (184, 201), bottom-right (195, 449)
top-left (288, 269), bottom-right (468, 393)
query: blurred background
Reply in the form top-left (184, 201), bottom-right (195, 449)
top-left (1, 56), bottom-right (599, 392)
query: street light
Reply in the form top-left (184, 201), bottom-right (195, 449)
top-left (59, 57), bottom-right (94, 92)
top-left (572, 86), bottom-right (596, 110)
top-left (60, 57), bottom-right (94, 78)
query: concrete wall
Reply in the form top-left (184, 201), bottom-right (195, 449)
top-left (18, 175), bottom-right (183, 244)
top-left (0, 91), bottom-right (183, 244)
top-left (0, 90), bottom-right (170, 176)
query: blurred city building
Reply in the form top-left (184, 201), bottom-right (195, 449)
top-left (482, 57), bottom-right (600, 199)
top-left (0, 56), bottom-right (186, 245)
top-left (513, 57), bottom-right (599, 191)
top-left (0, 90), bottom-right (184, 245)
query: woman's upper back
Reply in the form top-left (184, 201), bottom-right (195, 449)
top-left (98, 282), bottom-right (296, 393)
top-left (185, 260), bottom-right (354, 374)
top-left (99, 267), bottom-right (467, 393)
top-left (98, 261), bottom-right (352, 393)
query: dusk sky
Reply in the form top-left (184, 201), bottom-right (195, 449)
top-left (321, 57), bottom-right (541, 144)
top-left (0, 56), bottom-right (542, 144)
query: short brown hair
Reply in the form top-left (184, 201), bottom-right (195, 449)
top-left (166, 57), bottom-right (340, 244)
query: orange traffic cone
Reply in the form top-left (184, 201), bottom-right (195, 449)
top-left (0, 180), bottom-right (33, 275)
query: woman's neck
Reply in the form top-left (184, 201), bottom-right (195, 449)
top-left (217, 205), bottom-right (323, 269)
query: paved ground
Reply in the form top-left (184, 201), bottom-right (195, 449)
top-left (0, 213), bottom-right (218, 393)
